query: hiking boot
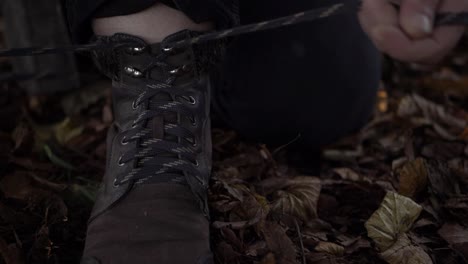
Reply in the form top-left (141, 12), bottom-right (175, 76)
top-left (80, 30), bottom-right (218, 264)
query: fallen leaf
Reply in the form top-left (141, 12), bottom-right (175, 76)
top-left (379, 234), bottom-right (433, 264)
top-left (262, 222), bottom-right (296, 264)
top-left (426, 160), bottom-right (461, 199)
top-left (0, 171), bottom-right (68, 224)
top-left (397, 94), bottom-right (467, 140)
top-left (216, 241), bottom-right (242, 264)
top-left (421, 142), bottom-right (466, 160)
top-left (444, 196), bottom-right (468, 221)
top-left (314, 242), bottom-right (344, 256)
top-left (333, 168), bottom-right (362, 182)
top-left (222, 181), bottom-right (246, 202)
top-left (0, 238), bottom-right (24, 264)
top-left (412, 94), bottom-right (466, 130)
top-left (397, 96), bottom-right (420, 117)
top-left (365, 192), bottom-right (423, 251)
top-left (398, 158), bottom-right (429, 198)
top-left (245, 241), bottom-right (268, 257)
top-left (438, 223), bottom-right (468, 260)
top-left (11, 121), bottom-right (33, 152)
top-left (271, 176), bottom-right (321, 221)
top-left (260, 252), bottom-right (276, 264)
top-left (60, 81), bottom-right (110, 116)
top-left (212, 220), bottom-right (249, 230)
top-left (438, 223), bottom-right (468, 245)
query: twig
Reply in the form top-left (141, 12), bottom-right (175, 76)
top-left (272, 133), bottom-right (301, 156)
top-left (294, 218), bottom-right (306, 264)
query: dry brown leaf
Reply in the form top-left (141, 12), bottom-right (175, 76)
top-left (397, 94), bottom-right (467, 140)
top-left (0, 238), bottom-right (24, 264)
top-left (262, 222), bottom-right (296, 264)
top-left (379, 234), bottom-right (433, 264)
top-left (221, 181), bottom-right (246, 202)
top-left (216, 241), bottom-right (242, 264)
top-left (271, 176), bottom-right (321, 221)
top-left (11, 121), bottom-right (33, 152)
top-left (444, 196), bottom-right (468, 220)
top-left (438, 223), bottom-right (468, 245)
top-left (398, 158), bottom-right (429, 198)
top-left (426, 160), bottom-right (461, 199)
top-left (0, 171), bottom-right (38, 200)
top-left (333, 168), bottom-right (362, 182)
top-left (438, 223), bottom-right (468, 260)
top-left (260, 252), bottom-right (276, 264)
top-left (419, 74), bottom-right (468, 97)
top-left (212, 221), bottom-right (249, 229)
top-left (412, 94), bottom-right (466, 130)
top-left (314, 242), bottom-right (344, 256)
top-left (245, 241), bottom-right (268, 257)
top-left (0, 172), bottom-right (68, 223)
top-left (365, 192), bottom-right (422, 251)
top-left (397, 96), bottom-right (420, 117)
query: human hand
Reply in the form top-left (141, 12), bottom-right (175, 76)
top-left (359, 0), bottom-right (468, 64)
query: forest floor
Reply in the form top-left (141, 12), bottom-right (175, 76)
top-left (0, 37), bottom-right (468, 264)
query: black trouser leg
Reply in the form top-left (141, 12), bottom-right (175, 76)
top-left (213, 0), bottom-right (381, 150)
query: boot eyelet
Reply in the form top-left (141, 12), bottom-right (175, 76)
top-left (181, 64), bottom-right (190, 71)
top-left (163, 46), bottom-right (173, 53)
top-left (190, 117), bottom-right (197, 126)
top-left (126, 46), bottom-right (146, 54)
top-left (113, 179), bottom-right (120, 187)
top-left (124, 66), bottom-right (143, 78)
top-left (194, 160), bottom-right (199, 167)
top-left (187, 96), bottom-right (196, 105)
top-left (118, 156), bottom-right (126, 166)
top-left (170, 68), bottom-right (180, 75)
top-left (132, 100), bottom-right (139, 110)
top-left (121, 136), bottom-right (129, 145)
top-left (131, 122), bottom-right (138, 129)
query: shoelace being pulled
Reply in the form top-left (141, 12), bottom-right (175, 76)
top-left (113, 46), bottom-right (205, 187)
top-left (0, 1), bottom-right (468, 58)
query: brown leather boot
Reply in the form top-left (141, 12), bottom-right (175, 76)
top-left (80, 30), bottom-right (216, 264)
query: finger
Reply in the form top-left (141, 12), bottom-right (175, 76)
top-left (383, 0), bottom-right (466, 62)
top-left (400, 0), bottom-right (440, 39)
top-left (372, 23), bottom-right (463, 63)
top-left (359, 0), bottom-right (399, 40)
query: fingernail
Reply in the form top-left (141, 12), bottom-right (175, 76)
top-left (408, 14), bottom-right (433, 36)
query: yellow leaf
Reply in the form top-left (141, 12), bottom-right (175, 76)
top-left (365, 192), bottom-right (422, 251)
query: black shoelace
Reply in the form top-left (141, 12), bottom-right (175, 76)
top-left (113, 46), bottom-right (205, 187)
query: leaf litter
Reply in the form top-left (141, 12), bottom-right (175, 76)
top-left (1, 29), bottom-right (468, 264)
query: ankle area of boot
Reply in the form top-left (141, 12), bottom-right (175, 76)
top-left (91, 30), bottom-right (221, 84)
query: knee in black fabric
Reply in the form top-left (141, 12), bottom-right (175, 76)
top-left (213, 0), bottom-right (381, 150)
